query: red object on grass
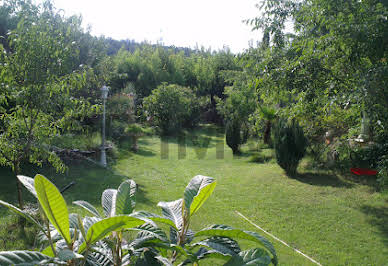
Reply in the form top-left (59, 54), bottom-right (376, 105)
top-left (351, 168), bottom-right (378, 176)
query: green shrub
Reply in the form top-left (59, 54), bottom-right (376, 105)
top-left (124, 123), bottom-right (153, 152)
top-left (226, 119), bottom-right (249, 155)
top-left (108, 119), bottom-right (127, 139)
top-left (106, 93), bottom-right (136, 139)
top-left (143, 83), bottom-right (200, 135)
top-left (107, 93), bottom-right (136, 123)
top-left (0, 174), bottom-right (278, 265)
top-left (249, 151), bottom-right (273, 163)
top-left (274, 119), bottom-right (308, 176)
top-left (51, 132), bottom-right (101, 151)
top-left (377, 155), bottom-right (388, 191)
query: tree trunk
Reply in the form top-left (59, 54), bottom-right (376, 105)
top-left (14, 162), bottom-right (26, 228)
top-left (14, 162), bottom-right (24, 209)
top-left (263, 120), bottom-right (272, 145)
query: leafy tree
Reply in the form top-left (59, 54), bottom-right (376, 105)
top-left (245, 0), bottom-right (387, 180)
top-left (0, 1), bottom-right (97, 208)
top-left (257, 106), bottom-right (277, 146)
top-left (143, 83), bottom-right (200, 135)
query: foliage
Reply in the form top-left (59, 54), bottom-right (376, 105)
top-left (273, 119), bottom-right (307, 176)
top-left (225, 119), bottom-right (249, 155)
top-left (0, 174), bottom-right (148, 265)
top-left (0, 126), bottom-right (387, 264)
top-left (256, 106), bottom-right (277, 146)
top-left (110, 45), bottom-right (238, 122)
top-left (249, 151), bottom-right (274, 164)
top-left (107, 93), bottom-right (136, 123)
top-left (143, 83), bottom-right (200, 135)
top-left (377, 154), bottom-right (388, 190)
top-left (0, 173), bottom-right (277, 265)
top-left (244, 0), bottom-right (388, 185)
top-left (216, 71), bottom-right (256, 124)
top-left (124, 124), bottom-right (153, 152)
top-left (0, 0), bottom-right (100, 207)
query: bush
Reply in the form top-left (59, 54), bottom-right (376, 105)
top-left (107, 93), bottom-right (136, 123)
top-left (274, 119), bottom-right (308, 175)
top-left (225, 119), bottom-right (249, 154)
top-left (124, 123), bottom-right (153, 152)
top-left (143, 83), bottom-right (200, 135)
top-left (108, 119), bottom-right (127, 139)
top-left (0, 174), bottom-right (278, 265)
top-left (106, 93), bottom-right (136, 139)
top-left (249, 151), bottom-right (273, 163)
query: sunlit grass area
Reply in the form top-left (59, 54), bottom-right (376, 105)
top-left (0, 125), bottom-right (387, 265)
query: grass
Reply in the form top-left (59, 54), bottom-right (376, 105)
top-left (0, 124), bottom-right (387, 265)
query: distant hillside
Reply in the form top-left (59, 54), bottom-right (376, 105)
top-left (104, 37), bottom-right (197, 56)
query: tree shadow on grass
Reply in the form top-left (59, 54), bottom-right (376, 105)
top-left (0, 161), bottom-right (153, 209)
top-left (117, 138), bottom-right (156, 158)
top-left (289, 172), bottom-right (354, 188)
top-left (360, 204), bottom-right (388, 247)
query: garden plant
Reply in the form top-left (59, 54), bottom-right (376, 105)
top-left (0, 174), bottom-right (277, 265)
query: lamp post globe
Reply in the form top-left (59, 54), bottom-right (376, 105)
top-left (100, 85), bottom-right (109, 167)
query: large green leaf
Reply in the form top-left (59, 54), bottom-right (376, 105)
top-left (155, 255), bottom-right (173, 266)
top-left (127, 223), bottom-right (170, 251)
top-left (0, 200), bottom-right (44, 232)
top-left (73, 200), bottom-right (102, 218)
top-left (17, 175), bottom-right (37, 198)
top-left (195, 224), bottom-right (277, 265)
top-left (101, 188), bottom-right (117, 217)
top-left (224, 248), bottom-right (272, 266)
top-left (34, 174), bottom-right (71, 244)
top-left (133, 223), bottom-right (169, 242)
top-left (130, 211), bottom-right (178, 230)
top-left (41, 244), bottom-right (56, 257)
top-left (192, 236), bottom-right (241, 258)
top-left (78, 216), bottom-right (146, 253)
top-left (157, 199), bottom-right (183, 230)
top-left (57, 249), bottom-right (84, 261)
top-left (183, 175), bottom-right (216, 215)
top-left (115, 179), bottom-right (136, 215)
top-left (0, 250), bottom-right (64, 265)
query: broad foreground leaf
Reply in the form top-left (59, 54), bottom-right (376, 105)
top-left (132, 223), bottom-right (169, 242)
top-left (155, 255), bottom-right (173, 266)
top-left (0, 200), bottom-right (44, 231)
top-left (0, 250), bottom-right (63, 265)
top-left (101, 188), bottom-right (117, 217)
top-left (115, 179), bottom-right (137, 215)
top-left (192, 236), bottom-right (241, 258)
top-left (34, 174), bottom-right (71, 244)
top-left (41, 244), bottom-right (56, 257)
top-left (184, 175), bottom-right (216, 215)
top-left (17, 175), bottom-right (37, 198)
top-left (224, 248), bottom-right (272, 266)
top-left (195, 224), bottom-right (277, 264)
top-left (78, 216), bottom-right (146, 253)
top-left (157, 199), bottom-right (184, 230)
top-left (73, 200), bottom-right (102, 218)
top-left (131, 211), bottom-right (178, 230)
top-left (58, 248), bottom-right (84, 261)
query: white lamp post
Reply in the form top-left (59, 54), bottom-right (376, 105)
top-left (100, 85), bottom-right (109, 167)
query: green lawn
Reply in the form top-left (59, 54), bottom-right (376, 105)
top-left (0, 125), bottom-right (387, 265)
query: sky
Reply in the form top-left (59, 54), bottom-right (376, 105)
top-left (45, 0), bottom-right (263, 53)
